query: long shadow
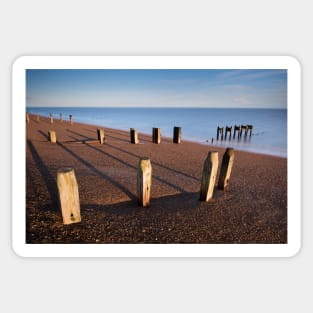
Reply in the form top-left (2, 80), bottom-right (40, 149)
top-left (105, 142), bottom-right (199, 182)
top-left (85, 143), bottom-right (187, 193)
top-left (81, 192), bottom-right (200, 216)
top-left (38, 130), bottom-right (49, 141)
top-left (66, 129), bottom-right (94, 141)
top-left (27, 140), bottom-right (59, 211)
top-left (56, 141), bottom-right (137, 201)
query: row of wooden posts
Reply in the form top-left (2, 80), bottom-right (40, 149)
top-left (216, 125), bottom-right (253, 141)
top-left (57, 148), bottom-right (234, 225)
top-left (26, 112), bottom-right (73, 125)
top-left (47, 127), bottom-right (182, 145)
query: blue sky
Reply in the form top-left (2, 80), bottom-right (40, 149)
top-left (26, 69), bottom-right (287, 108)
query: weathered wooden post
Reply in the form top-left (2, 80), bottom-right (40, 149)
top-left (36, 113), bottom-right (40, 122)
top-left (200, 151), bottom-right (219, 201)
top-left (130, 128), bottom-right (139, 144)
top-left (225, 126), bottom-right (232, 140)
top-left (56, 168), bottom-right (81, 224)
top-left (240, 125), bottom-right (247, 137)
top-left (218, 148), bottom-right (235, 190)
top-left (152, 127), bottom-right (161, 144)
top-left (26, 112), bottom-right (30, 124)
top-left (60, 112), bottom-right (63, 123)
top-left (48, 130), bottom-right (56, 143)
top-left (69, 114), bottom-right (73, 125)
top-left (248, 124), bottom-right (253, 136)
top-left (137, 158), bottom-right (152, 207)
top-left (173, 126), bottom-right (181, 144)
top-left (216, 126), bottom-right (224, 141)
top-left (234, 125), bottom-right (241, 139)
top-left (50, 112), bottom-right (53, 124)
top-left (97, 128), bottom-right (105, 144)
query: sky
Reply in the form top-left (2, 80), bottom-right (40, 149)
top-left (26, 69), bottom-right (287, 108)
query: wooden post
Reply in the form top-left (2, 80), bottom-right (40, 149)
top-left (225, 126), bottom-right (232, 140)
top-left (48, 130), bottom-right (56, 143)
top-left (218, 148), bottom-right (235, 190)
top-left (60, 113), bottom-right (63, 123)
top-left (234, 125), bottom-right (241, 139)
top-left (216, 127), bottom-right (220, 141)
top-left (200, 151), bottom-right (219, 201)
top-left (137, 158), bottom-right (152, 207)
top-left (69, 114), bottom-right (73, 125)
top-left (26, 112), bottom-right (30, 124)
top-left (36, 113), bottom-right (40, 122)
top-left (152, 127), bottom-right (161, 144)
top-left (173, 126), bottom-right (181, 144)
top-left (56, 168), bottom-right (81, 224)
top-left (50, 112), bottom-right (53, 124)
top-left (248, 124), bottom-right (253, 136)
top-left (130, 128), bottom-right (139, 144)
top-left (97, 128), bottom-right (105, 144)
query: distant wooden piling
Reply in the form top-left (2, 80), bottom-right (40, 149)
top-left (130, 128), bottom-right (139, 144)
top-left (218, 148), bottom-right (235, 190)
top-left (233, 125), bottom-right (241, 139)
top-left (97, 128), bottom-right (105, 144)
top-left (60, 113), bottom-right (63, 123)
top-left (26, 112), bottom-right (30, 124)
top-left (247, 124), bottom-right (253, 136)
top-left (240, 125), bottom-right (248, 137)
top-left (173, 126), bottom-right (181, 144)
top-left (69, 114), bottom-right (73, 125)
top-left (200, 151), bottom-right (219, 202)
top-left (50, 112), bottom-right (53, 124)
top-left (225, 126), bottom-right (232, 140)
top-left (36, 113), bottom-right (40, 122)
top-left (48, 130), bottom-right (56, 143)
top-left (152, 127), bottom-right (161, 144)
top-left (137, 158), bottom-right (152, 207)
top-left (57, 168), bottom-right (81, 225)
top-left (216, 126), bottom-right (224, 141)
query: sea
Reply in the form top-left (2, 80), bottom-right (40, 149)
top-left (26, 107), bottom-right (287, 158)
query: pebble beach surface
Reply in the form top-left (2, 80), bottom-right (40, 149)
top-left (26, 114), bottom-right (287, 244)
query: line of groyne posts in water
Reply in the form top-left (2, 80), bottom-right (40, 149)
top-left (216, 125), bottom-right (253, 142)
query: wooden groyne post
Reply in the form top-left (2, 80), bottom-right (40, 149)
top-left (173, 126), bottom-right (181, 144)
top-left (26, 112), bottom-right (30, 124)
top-left (233, 125), bottom-right (241, 139)
top-left (130, 128), bottom-right (139, 144)
top-left (218, 148), bottom-right (235, 190)
top-left (60, 113), bottom-right (63, 123)
top-left (57, 168), bottom-right (81, 224)
top-left (247, 124), bottom-right (253, 136)
top-left (152, 127), bottom-right (161, 144)
top-left (216, 126), bottom-right (224, 141)
top-left (225, 126), bottom-right (232, 140)
top-left (240, 125), bottom-right (248, 137)
top-left (50, 112), bottom-right (53, 124)
top-left (36, 113), bottom-right (40, 122)
top-left (97, 128), bottom-right (105, 144)
top-left (137, 158), bottom-right (152, 207)
top-left (200, 151), bottom-right (219, 202)
top-left (69, 114), bottom-right (73, 125)
top-left (48, 130), bottom-right (56, 143)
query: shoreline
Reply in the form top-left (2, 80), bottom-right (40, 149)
top-left (26, 114), bottom-right (287, 244)
top-left (26, 108), bottom-right (287, 158)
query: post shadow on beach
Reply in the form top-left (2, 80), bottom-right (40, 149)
top-left (27, 140), bottom-right (60, 212)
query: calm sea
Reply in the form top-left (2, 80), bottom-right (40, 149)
top-left (26, 107), bottom-right (287, 157)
